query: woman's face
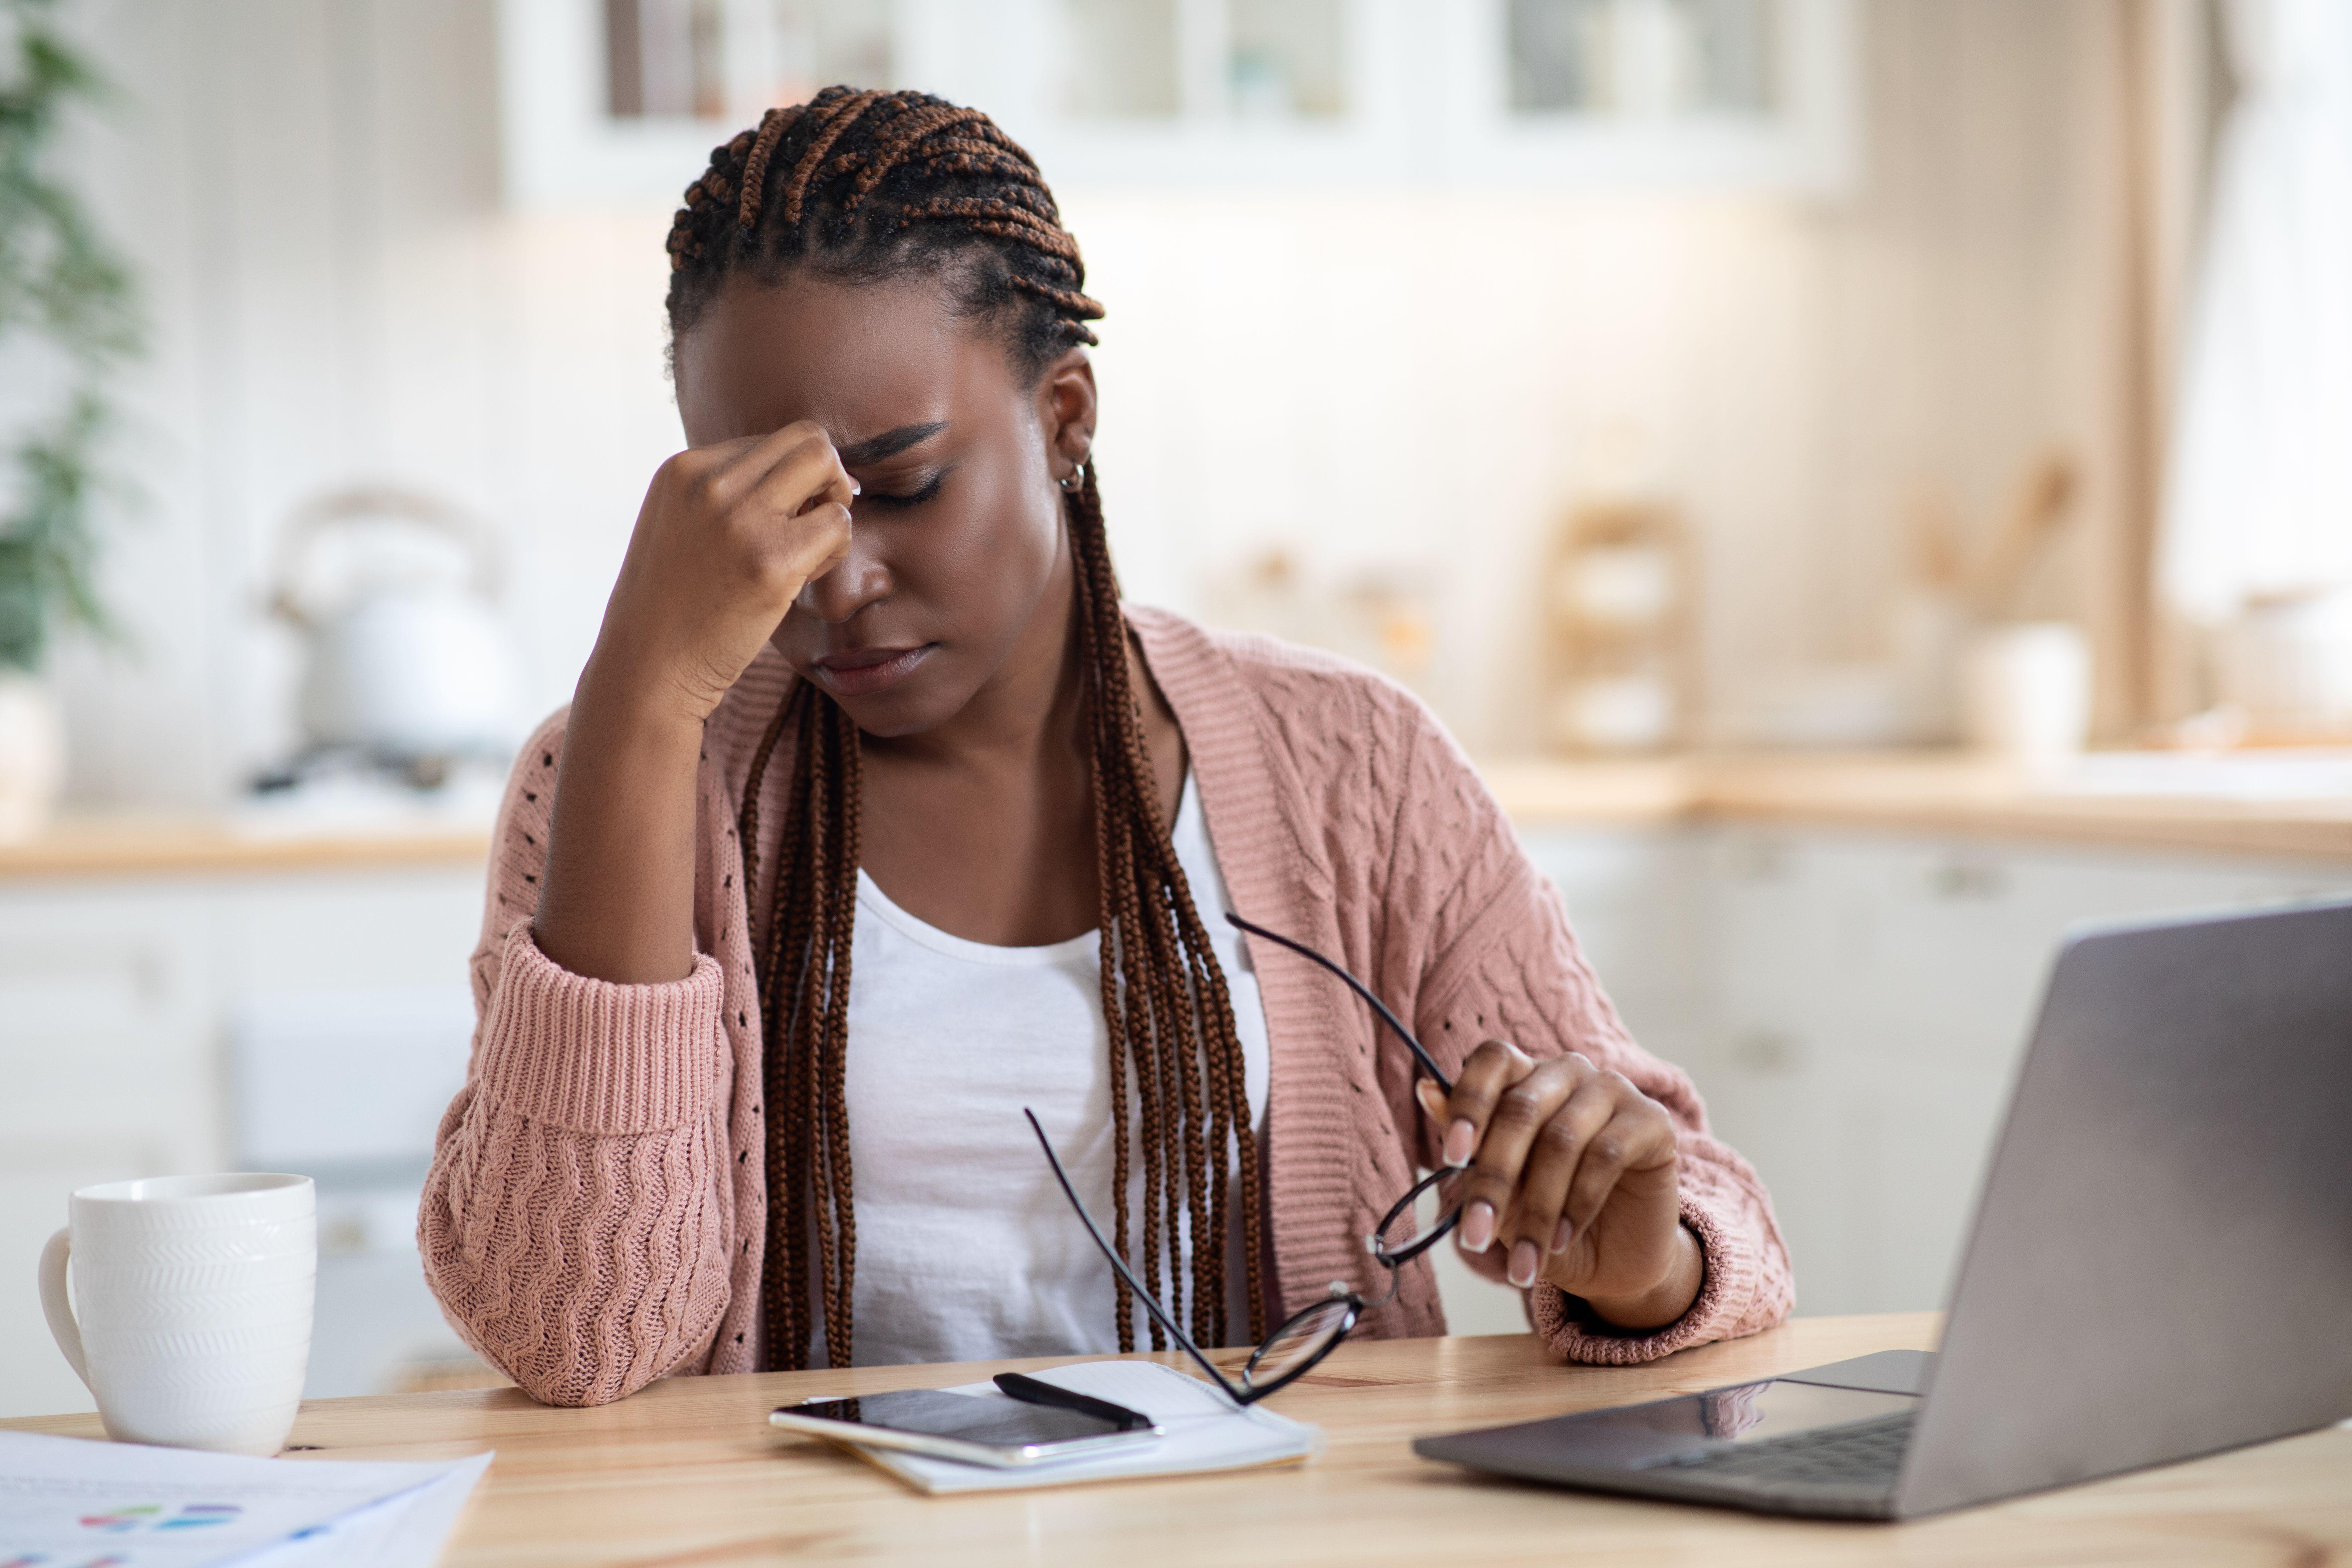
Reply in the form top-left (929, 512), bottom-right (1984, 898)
top-left (673, 273), bottom-right (1091, 738)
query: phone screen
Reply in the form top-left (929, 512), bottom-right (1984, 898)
top-left (786, 1390), bottom-right (1127, 1450)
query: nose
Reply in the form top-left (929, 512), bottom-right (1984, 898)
top-left (796, 521), bottom-right (890, 624)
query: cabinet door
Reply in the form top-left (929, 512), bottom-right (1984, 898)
top-left (0, 865), bottom-right (491, 1416)
top-left (1696, 827), bottom-right (1867, 1308)
top-left (1701, 829), bottom-right (2352, 1318)
top-left (1517, 825), bottom-right (1705, 1063)
top-left (0, 882), bottom-right (223, 1418)
top-left (0, 883), bottom-right (223, 1178)
top-left (219, 868), bottom-right (485, 995)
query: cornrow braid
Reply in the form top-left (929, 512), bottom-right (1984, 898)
top-left (734, 105), bottom-right (796, 230)
top-left (668, 87), bottom-right (1102, 377)
top-left (695, 88), bottom-right (1259, 1371)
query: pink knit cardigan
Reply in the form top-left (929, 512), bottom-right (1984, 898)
top-left (421, 608), bottom-right (1792, 1407)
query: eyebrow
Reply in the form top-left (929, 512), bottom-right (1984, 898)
top-left (836, 421), bottom-right (947, 467)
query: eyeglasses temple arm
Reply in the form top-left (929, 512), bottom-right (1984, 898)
top-left (1023, 1110), bottom-right (1250, 1409)
top-left (1224, 912), bottom-right (1453, 1095)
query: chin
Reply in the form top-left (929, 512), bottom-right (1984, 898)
top-left (812, 666), bottom-right (971, 739)
top-left (833, 692), bottom-right (946, 738)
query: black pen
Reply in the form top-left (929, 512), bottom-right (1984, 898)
top-left (993, 1372), bottom-right (1159, 1433)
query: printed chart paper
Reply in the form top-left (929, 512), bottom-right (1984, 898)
top-left (0, 1431), bottom-right (488, 1568)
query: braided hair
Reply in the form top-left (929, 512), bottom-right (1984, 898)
top-left (667, 88), bottom-right (1267, 1370)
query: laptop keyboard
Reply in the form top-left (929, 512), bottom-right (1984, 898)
top-left (1655, 1410), bottom-right (1916, 1493)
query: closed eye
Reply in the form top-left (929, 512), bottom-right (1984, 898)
top-left (858, 468), bottom-right (948, 510)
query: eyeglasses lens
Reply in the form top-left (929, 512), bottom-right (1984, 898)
top-left (1372, 1167), bottom-right (1460, 1265)
top-left (1376, 1196), bottom-right (1424, 1259)
top-left (1241, 1297), bottom-right (1356, 1391)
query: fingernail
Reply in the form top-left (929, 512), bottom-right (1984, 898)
top-left (1508, 1240), bottom-right (1538, 1288)
top-left (1551, 1218), bottom-right (1572, 1255)
top-left (1460, 1201), bottom-right (1494, 1253)
top-left (1441, 1119), bottom-right (1476, 1169)
top-left (849, 478), bottom-right (862, 495)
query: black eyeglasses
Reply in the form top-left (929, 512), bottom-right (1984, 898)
top-left (1021, 911), bottom-right (1463, 1408)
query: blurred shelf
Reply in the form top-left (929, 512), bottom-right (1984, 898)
top-left (0, 815), bottom-right (492, 881)
top-left (1484, 751), bottom-right (2352, 862)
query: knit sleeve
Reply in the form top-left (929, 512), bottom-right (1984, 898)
top-left (1389, 706), bottom-right (1793, 1365)
top-left (418, 713), bottom-right (737, 1407)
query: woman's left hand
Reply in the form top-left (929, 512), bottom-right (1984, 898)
top-left (1416, 1040), bottom-right (1703, 1330)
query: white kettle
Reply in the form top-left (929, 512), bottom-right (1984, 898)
top-left (270, 488), bottom-right (522, 762)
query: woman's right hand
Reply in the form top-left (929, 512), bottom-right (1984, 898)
top-left (589, 420), bottom-right (857, 723)
top-left (535, 422), bottom-right (854, 984)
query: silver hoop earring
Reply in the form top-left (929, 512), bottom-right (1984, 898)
top-left (1058, 464), bottom-right (1085, 493)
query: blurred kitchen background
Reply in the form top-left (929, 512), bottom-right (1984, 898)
top-left (5, 0), bottom-right (2350, 1416)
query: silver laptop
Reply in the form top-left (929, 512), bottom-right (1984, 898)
top-left (1414, 898), bottom-right (2352, 1519)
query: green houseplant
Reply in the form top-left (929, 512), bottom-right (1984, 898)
top-left (0, 0), bottom-right (139, 837)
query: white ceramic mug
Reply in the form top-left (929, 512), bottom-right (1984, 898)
top-left (38, 1173), bottom-right (316, 1455)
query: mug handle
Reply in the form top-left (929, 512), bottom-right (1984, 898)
top-left (38, 1227), bottom-right (91, 1389)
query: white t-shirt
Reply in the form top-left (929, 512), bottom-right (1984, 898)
top-left (820, 772), bottom-right (1273, 1367)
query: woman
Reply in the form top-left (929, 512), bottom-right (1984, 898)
top-left (421, 88), bottom-right (1791, 1407)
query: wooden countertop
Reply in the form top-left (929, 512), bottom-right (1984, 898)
top-left (7, 751), bottom-right (2351, 881)
top-left (12, 1314), bottom-right (2350, 1566)
top-left (1485, 752), bottom-right (2352, 861)
top-left (0, 814), bottom-right (493, 880)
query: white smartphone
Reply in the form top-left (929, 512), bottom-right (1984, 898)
top-left (770, 1388), bottom-right (1166, 1468)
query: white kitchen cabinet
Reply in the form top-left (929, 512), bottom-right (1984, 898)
top-left (1522, 826), bottom-right (1709, 1064)
top-left (502, 0), bottom-right (1858, 205)
top-left (1513, 823), bottom-right (2352, 1326)
top-left (0, 862), bottom-right (486, 1419)
top-left (0, 882), bottom-right (224, 1421)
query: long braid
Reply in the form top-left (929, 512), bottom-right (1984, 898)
top-left (690, 88), bottom-right (1262, 1371)
top-left (1088, 690), bottom-right (1140, 1349)
top-left (738, 685), bottom-right (863, 1367)
top-left (1070, 463), bottom-right (1265, 1347)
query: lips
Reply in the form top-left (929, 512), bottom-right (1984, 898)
top-left (811, 644), bottom-right (935, 698)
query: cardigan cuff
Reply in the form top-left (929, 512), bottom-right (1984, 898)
top-left (474, 923), bottom-right (727, 1135)
top-left (1530, 1189), bottom-right (1759, 1365)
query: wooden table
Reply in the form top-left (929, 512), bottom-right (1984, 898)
top-left (10, 1314), bottom-right (2349, 1566)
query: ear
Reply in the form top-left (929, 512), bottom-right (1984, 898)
top-left (1037, 347), bottom-right (1097, 483)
